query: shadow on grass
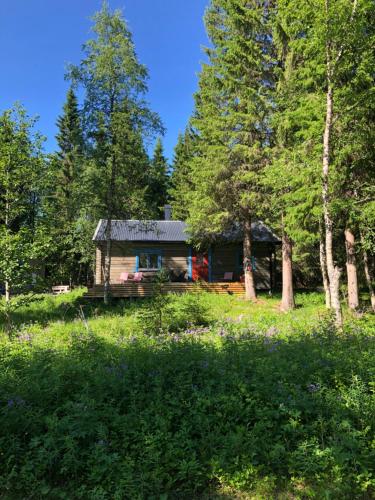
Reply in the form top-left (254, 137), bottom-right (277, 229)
top-left (0, 326), bottom-right (373, 499)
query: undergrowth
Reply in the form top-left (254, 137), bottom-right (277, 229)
top-left (0, 291), bottom-right (373, 498)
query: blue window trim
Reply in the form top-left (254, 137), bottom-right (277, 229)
top-left (188, 246), bottom-right (193, 281)
top-left (208, 247), bottom-right (213, 283)
top-left (134, 248), bottom-right (163, 272)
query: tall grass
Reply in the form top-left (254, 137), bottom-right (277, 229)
top-left (0, 291), bottom-right (373, 498)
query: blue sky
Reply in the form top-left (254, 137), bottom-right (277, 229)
top-left (0, 0), bottom-right (209, 161)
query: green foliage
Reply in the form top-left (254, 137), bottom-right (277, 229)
top-left (0, 106), bottom-right (48, 334)
top-left (169, 127), bottom-right (196, 221)
top-left (44, 88), bottom-right (92, 285)
top-left (136, 271), bottom-right (210, 335)
top-left (68, 1), bottom-right (164, 222)
top-left (137, 269), bottom-right (171, 335)
top-left (185, 0), bottom-right (275, 238)
top-left (0, 292), bottom-right (373, 498)
top-left (266, 0), bottom-right (375, 266)
top-left (148, 138), bottom-right (170, 218)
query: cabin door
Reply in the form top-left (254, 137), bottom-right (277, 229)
top-left (192, 251), bottom-right (209, 281)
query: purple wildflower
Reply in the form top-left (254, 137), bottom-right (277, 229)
top-left (7, 396), bottom-right (26, 408)
top-left (265, 326), bottom-right (279, 338)
top-left (307, 383), bottom-right (321, 393)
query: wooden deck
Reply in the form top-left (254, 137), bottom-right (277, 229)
top-left (84, 282), bottom-right (246, 298)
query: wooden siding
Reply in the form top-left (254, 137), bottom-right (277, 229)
top-left (95, 242), bottom-right (189, 284)
top-left (94, 241), bottom-right (274, 289)
top-left (84, 282), bottom-right (246, 298)
top-left (211, 243), bottom-right (272, 289)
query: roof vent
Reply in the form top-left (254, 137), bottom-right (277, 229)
top-left (164, 204), bottom-right (172, 221)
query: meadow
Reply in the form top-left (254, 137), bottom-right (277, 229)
top-left (0, 290), bottom-right (374, 499)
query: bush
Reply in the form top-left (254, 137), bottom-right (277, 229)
top-left (137, 289), bottom-right (210, 336)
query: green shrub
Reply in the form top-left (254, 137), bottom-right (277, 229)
top-left (137, 289), bottom-right (210, 336)
top-left (167, 293), bottom-right (210, 332)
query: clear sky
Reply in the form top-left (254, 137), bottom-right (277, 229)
top-left (0, 0), bottom-right (209, 161)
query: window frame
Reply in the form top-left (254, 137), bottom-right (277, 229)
top-left (135, 248), bottom-right (163, 271)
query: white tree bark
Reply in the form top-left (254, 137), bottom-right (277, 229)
top-left (322, 81), bottom-right (342, 327)
top-left (103, 219), bottom-right (112, 305)
top-left (319, 221), bottom-right (331, 308)
top-left (243, 216), bottom-right (257, 302)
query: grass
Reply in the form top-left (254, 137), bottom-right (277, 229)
top-left (0, 290), bottom-right (374, 498)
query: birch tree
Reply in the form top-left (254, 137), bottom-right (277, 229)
top-left (276, 0), bottom-right (374, 324)
top-left (0, 106), bottom-right (46, 335)
top-left (68, 2), bottom-right (163, 304)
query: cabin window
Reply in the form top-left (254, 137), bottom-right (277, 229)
top-left (137, 250), bottom-right (162, 270)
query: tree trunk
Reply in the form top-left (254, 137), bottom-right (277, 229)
top-left (345, 227), bottom-right (359, 311)
top-left (5, 280), bottom-right (10, 303)
top-left (280, 226), bottom-right (295, 312)
top-left (319, 231), bottom-right (331, 308)
top-left (243, 217), bottom-right (257, 302)
top-left (4, 188), bottom-right (12, 336)
top-left (322, 80), bottom-right (342, 327)
top-left (361, 234), bottom-right (375, 312)
top-left (103, 98), bottom-right (118, 305)
top-left (103, 219), bottom-right (112, 305)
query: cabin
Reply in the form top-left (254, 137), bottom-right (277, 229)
top-left (85, 209), bottom-right (280, 298)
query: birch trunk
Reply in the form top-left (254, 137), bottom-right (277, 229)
top-left (322, 79), bottom-right (342, 327)
top-left (103, 148), bottom-right (117, 305)
top-left (5, 188), bottom-right (10, 304)
top-left (4, 184), bottom-right (11, 335)
top-left (319, 232), bottom-right (331, 308)
top-left (320, 0), bottom-right (359, 326)
top-left (280, 224), bottom-right (295, 311)
top-left (361, 234), bottom-right (375, 312)
top-left (103, 219), bottom-right (112, 305)
top-left (345, 227), bottom-right (359, 311)
top-left (243, 217), bottom-right (257, 302)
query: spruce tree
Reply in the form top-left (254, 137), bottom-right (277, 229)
top-left (169, 127), bottom-right (195, 220)
top-left (46, 87), bottom-right (87, 285)
top-left (186, 0), bottom-right (275, 300)
top-left (55, 88), bottom-right (83, 214)
top-left (148, 138), bottom-right (169, 218)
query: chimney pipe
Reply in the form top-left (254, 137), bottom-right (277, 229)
top-left (164, 204), bottom-right (172, 221)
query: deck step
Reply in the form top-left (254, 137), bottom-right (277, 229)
top-left (83, 282), bottom-right (246, 298)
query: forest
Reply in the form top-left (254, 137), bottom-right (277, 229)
top-left (0, 1), bottom-right (374, 498)
top-left (0, 0), bottom-right (374, 326)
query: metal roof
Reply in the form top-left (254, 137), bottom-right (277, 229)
top-left (93, 219), bottom-right (280, 244)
